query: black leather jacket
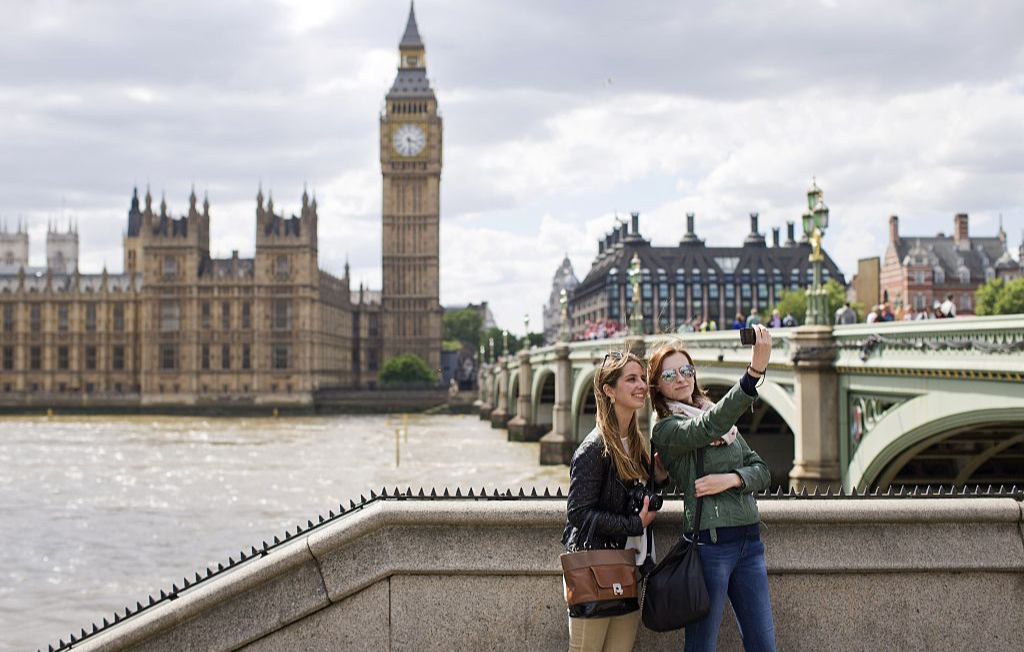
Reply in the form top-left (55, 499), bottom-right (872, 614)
top-left (561, 429), bottom-right (646, 552)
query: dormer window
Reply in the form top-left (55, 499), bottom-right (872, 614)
top-left (959, 269), bottom-right (970, 284)
top-left (933, 267), bottom-right (945, 284)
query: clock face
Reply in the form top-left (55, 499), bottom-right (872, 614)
top-left (392, 124), bottom-right (426, 157)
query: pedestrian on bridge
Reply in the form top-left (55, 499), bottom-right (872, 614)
top-left (562, 350), bottom-right (668, 652)
top-left (648, 326), bottom-right (776, 652)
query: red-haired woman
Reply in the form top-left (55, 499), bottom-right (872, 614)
top-left (648, 326), bottom-right (775, 652)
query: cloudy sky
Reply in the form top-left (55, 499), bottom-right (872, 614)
top-left (2, 0), bottom-right (1022, 332)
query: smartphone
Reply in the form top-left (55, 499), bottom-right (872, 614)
top-left (739, 327), bottom-right (756, 346)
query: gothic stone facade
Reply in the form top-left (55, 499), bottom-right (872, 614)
top-left (0, 7), bottom-right (444, 406)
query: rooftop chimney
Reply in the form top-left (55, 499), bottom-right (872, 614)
top-left (785, 221), bottom-right (796, 246)
top-left (743, 212), bottom-right (766, 246)
top-left (630, 211), bottom-right (639, 235)
top-left (954, 213), bottom-right (969, 250)
top-left (681, 212), bottom-right (703, 245)
top-left (889, 215), bottom-right (899, 244)
top-left (772, 227), bottom-right (780, 248)
top-left (619, 221), bottom-right (629, 242)
top-left (598, 240), bottom-right (606, 256)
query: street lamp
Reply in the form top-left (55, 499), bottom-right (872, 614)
top-left (523, 313), bottom-right (530, 348)
top-left (502, 329), bottom-right (509, 356)
top-left (627, 252), bottom-right (644, 335)
top-left (488, 336), bottom-right (495, 362)
top-left (802, 178), bottom-right (830, 326)
top-left (559, 289), bottom-right (569, 342)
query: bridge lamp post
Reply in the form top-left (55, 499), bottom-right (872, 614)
top-left (627, 252), bottom-right (644, 335)
top-left (523, 313), bottom-right (530, 348)
top-left (479, 344), bottom-right (485, 365)
top-left (802, 179), bottom-right (830, 326)
top-left (559, 289), bottom-right (569, 342)
top-left (488, 336), bottom-right (495, 362)
top-left (502, 329), bottom-right (509, 356)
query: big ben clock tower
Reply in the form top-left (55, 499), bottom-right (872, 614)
top-left (380, 3), bottom-right (443, 373)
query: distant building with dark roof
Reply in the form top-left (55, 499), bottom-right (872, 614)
top-left (568, 212), bottom-right (845, 338)
top-left (880, 214), bottom-right (1022, 315)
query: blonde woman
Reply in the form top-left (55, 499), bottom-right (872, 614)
top-left (561, 350), bottom-right (665, 652)
top-left (648, 327), bottom-right (776, 652)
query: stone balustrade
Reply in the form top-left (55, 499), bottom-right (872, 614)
top-left (62, 496), bottom-right (1024, 652)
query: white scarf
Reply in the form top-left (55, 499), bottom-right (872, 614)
top-left (665, 400), bottom-right (738, 446)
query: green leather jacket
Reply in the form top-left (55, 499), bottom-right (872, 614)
top-left (651, 384), bottom-right (771, 541)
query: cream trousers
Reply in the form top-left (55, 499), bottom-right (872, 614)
top-left (567, 611), bottom-right (641, 652)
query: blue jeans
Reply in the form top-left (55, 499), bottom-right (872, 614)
top-left (683, 524), bottom-right (776, 652)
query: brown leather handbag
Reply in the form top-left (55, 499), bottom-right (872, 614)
top-left (561, 545), bottom-right (639, 618)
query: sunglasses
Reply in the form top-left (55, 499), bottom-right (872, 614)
top-left (602, 351), bottom-right (624, 366)
top-left (660, 364), bottom-right (696, 384)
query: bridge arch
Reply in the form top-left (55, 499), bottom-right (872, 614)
top-left (506, 372), bottom-right (519, 419)
top-left (572, 365), bottom-right (598, 443)
top-left (531, 367), bottom-right (556, 434)
top-left (848, 388), bottom-right (1024, 491)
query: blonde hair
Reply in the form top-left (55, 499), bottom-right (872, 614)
top-left (647, 339), bottom-right (711, 419)
top-left (593, 350), bottom-right (649, 482)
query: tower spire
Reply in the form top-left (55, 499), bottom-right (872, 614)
top-left (400, 2), bottom-right (422, 49)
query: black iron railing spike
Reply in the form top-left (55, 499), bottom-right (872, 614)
top-left (183, 576), bottom-right (192, 588)
top-left (556, 487), bottom-right (564, 497)
top-left (171, 582), bottom-right (180, 592)
top-left (318, 514), bottom-right (325, 523)
top-left (113, 612), bottom-right (121, 623)
top-left (273, 534), bottom-right (281, 544)
top-left (70, 634), bottom-right (77, 644)
top-left (125, 606), bottom-right (132, 617)
top-left (543, 487), bottom-right (552, 497)
top-left (492, 488), bottom-right (500, 497)
top-left (799, 487), bottom-right (808, 497)
top-left (430, 488), bottom-right (438, 497)
top-left (160, 589), bottom-right (169, 599)
top-left (350, 499), bottom-right (357, 509)
top-left (810, 486), bottom-right (819, 497)
top-left (59, 640), bottom-right (65, 649)
top-left (772, 486), bottom-right (782, 497)
top-left (923, 486), bottom-right (933, 496)
top-left (518, 488), bottom-right (526, 497)
top-left (986, 484), bottom-right (993, 495)
top-left (82, 627), bottom-right (88, 638)
top-left (531, 487), bottom-right (538, 497)
top-left (359, 494), bottom-right (367, 504)
top-left (451, 487), bottom-right (459, 497)
top-left (149, 593), bottom-right (157, 604)
top-left (480, 486), bottom-right (487, 498)
top-left (468, 488), bottom-right (475, 497)
top-left (443, 488), bottom-right (450, 497)
top-left (294, 524), bottom-right (302, 534)
top-left (92, 623), bottom-right (99, 633)
top-left (50, 645), bottom-right (55, 652)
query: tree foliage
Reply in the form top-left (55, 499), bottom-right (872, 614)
top-left (773, 279), bottom-right (851, 326)
top-left (378, 353), bottom-right (436, 385)
top-left (442, 309), bottom-right (483, 350)
top-left (976, 277), bottom-right (1024, 316)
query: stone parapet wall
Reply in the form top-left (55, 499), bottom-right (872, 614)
top-left (67, 498), bottom-right (1024, 652)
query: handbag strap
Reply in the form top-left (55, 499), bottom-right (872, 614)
top-left (640, 444), bottom-right (657, 575)
top-left (689, 448), bottom-right (705, 543)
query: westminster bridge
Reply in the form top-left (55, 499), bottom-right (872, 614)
top-left (477, 315), bottom-right (1024, 492)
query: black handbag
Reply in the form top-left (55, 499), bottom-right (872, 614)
top-left (640, 447), bottom-right (710, 632)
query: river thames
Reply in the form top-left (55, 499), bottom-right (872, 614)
top-left (0, 413), bottom-right (568, 652)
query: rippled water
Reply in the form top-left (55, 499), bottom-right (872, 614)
top-left (0, 414), bottom-right (568, 652)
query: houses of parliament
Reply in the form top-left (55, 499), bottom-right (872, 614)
top-left (0, 6), bottom-right (442, 407)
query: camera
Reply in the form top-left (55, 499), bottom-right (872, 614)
top-left (739, 327), bottom-right (756, 346)
top-left (628, 484), bottom-right (664, 514)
